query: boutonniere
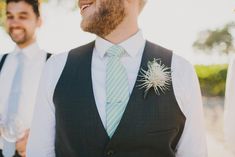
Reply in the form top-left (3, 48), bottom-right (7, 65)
top-left (138, 58), bottom-right (172, 98)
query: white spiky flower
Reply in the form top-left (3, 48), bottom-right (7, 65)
top-left (138, 58), bottom-right (172, 98)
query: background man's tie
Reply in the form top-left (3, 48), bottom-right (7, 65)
top-left (3, 52), bottom-right (25, 157)
top-left (106, 45), bottom-right (129, 138)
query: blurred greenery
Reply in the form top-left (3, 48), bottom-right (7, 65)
top-left (195, 64), bottom-right (228, 96)
top-left (193, 22), bottom-right (235, 54)
top-left (0, 0), bottom-right (6, 26)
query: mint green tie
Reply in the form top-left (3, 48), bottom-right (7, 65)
top-left (106, 45), bottom-right (129, 138)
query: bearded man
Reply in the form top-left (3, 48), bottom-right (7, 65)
top-left (26, 0), bottom-right (207, 157)
top-left (0, 0), bottom-right (51, 156)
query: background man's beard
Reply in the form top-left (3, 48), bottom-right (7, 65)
top-left (9, 29), bottom-right (28, 45)
top-left (81, 0), bottom-right (126, 37)
top-left (11, 36), bottom-right (27, 44)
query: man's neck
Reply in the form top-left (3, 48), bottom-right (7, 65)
top-left (104, 18), bottom-right (139, 44)
top-left (17, 41), bottom-right (37, 53)
top-left (18, 38), bottom-right (36, 49)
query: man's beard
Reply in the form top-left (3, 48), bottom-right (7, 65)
top-left (81, 0), bottom-right (126, 37)
top-left (9, 27), bottom-right (28, 45)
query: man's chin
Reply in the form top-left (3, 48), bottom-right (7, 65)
top-left (81, 25), bottom-right (106, 37)
top-left (80, 20), bottom-right (89, 31)
top-left (10, 35), bottom-right (25, 43)
top-left (81, 23), bottom-right (94, 34)
top-left (12, 38), bottom-right (27, 45)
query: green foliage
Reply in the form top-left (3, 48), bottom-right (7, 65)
top-left (193, 22), bottom-right (235, 54)
top-left (0, 0), bottom-right (6, 26)
top-left (195, 64), bottom-right (228, 96)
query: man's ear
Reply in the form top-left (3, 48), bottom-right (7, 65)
top-left (37, 16), bottom-right (42, 28)
top-left (124, 0), bottom-right (140, 16)
top-left (125, 0), bottom-right (135, 5)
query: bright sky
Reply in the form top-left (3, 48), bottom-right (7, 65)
top-left (0, 0), bottom-right (235, 64)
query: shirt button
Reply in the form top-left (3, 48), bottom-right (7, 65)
top-left (106, 150), bottom-right (115, 156)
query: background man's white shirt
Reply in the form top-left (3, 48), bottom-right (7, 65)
top-left (224, 57), bottom-right (235, 154)
top-left (27, 31), bottom-right (207, 157)
top-left (0, 42), bottom-right (48, 149)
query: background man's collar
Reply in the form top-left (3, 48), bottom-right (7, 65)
top-left (14, 42), bottom-right (41, 59)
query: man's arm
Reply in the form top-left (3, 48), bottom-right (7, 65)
top-left (16, 129), bottom-right (30, 157)
top-left (26, 53), bottom-right (67, 157)
top-left (172, 55), bottom-right (207, 157)
top-left (224, 58), bottom-right (235, 153)
top-left (26, 58), bottom-right (56, 157)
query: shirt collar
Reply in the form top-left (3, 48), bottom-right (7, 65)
top-left (95, 30), bottom-right (146, 58)
top-left (14, 42), bottom-right (41, 59)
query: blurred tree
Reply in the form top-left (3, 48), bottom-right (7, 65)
top-left (0, 0), bottom-right (6, 26)
top-left (193, 22), bottom-right (235, 54)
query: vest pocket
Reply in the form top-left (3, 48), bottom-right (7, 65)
top-left (147, 128), bottom-right (177, 135)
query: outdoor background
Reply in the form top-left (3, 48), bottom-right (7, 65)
top-left (1, 0), bottom-right (235, 156)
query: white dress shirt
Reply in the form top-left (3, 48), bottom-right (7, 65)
top-left (27, 31), bottom-right (207, 157)
top-left (224, 57), bottom-right (235, 154)
top-left (0, 42), bottom-right (48, 149)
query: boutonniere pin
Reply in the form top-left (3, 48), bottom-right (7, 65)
top-left (138, 58), bottom-right (172, 98)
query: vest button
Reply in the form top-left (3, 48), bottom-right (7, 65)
top-left (106, 150), bottom-right (115, 156)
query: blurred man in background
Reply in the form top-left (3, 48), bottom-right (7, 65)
top-left (0, 0), bottom-right (51, 156)
top-left (224, 57), bottom-right (235, 155)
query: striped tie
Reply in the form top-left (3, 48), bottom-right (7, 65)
top-left (106, 45), bottom-right (129, 138)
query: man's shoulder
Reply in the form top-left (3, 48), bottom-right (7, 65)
top-left (230, 55), bottom-right (235, 65)
top-left (146, 41), bottom-right (191, 67)
top-left (146, 41), bottom-right (172, 56)
top-left (0, 53), bottom-right (3, 60)
top-left (0, 52), bottom-right (10, 62)
top-left (46, 52), bottom-right (69, 67)
top-left (69, 41), bottom-right (95, 55)
top-left (47, 41), bottom-right (95, 66)
top-left (172, 53), bottom-right (192, 67)
top-left (40, 52), bottom-right (69, 84)
top-left (171, 53), bottom-right (196, 84)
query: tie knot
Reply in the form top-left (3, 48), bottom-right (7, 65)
top-left (106, 45), bottom-right (125, 59)
top-left (16, 52), bottom-right (25, 63)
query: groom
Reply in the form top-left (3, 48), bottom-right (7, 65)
top-left (27, 0), bottom-right (207, 156)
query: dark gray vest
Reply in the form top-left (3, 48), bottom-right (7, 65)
top-left (53, 41), bottom-right (186, 157)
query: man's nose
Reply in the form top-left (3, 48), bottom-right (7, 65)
top-left (8, 18), bottom-right (21, 27)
